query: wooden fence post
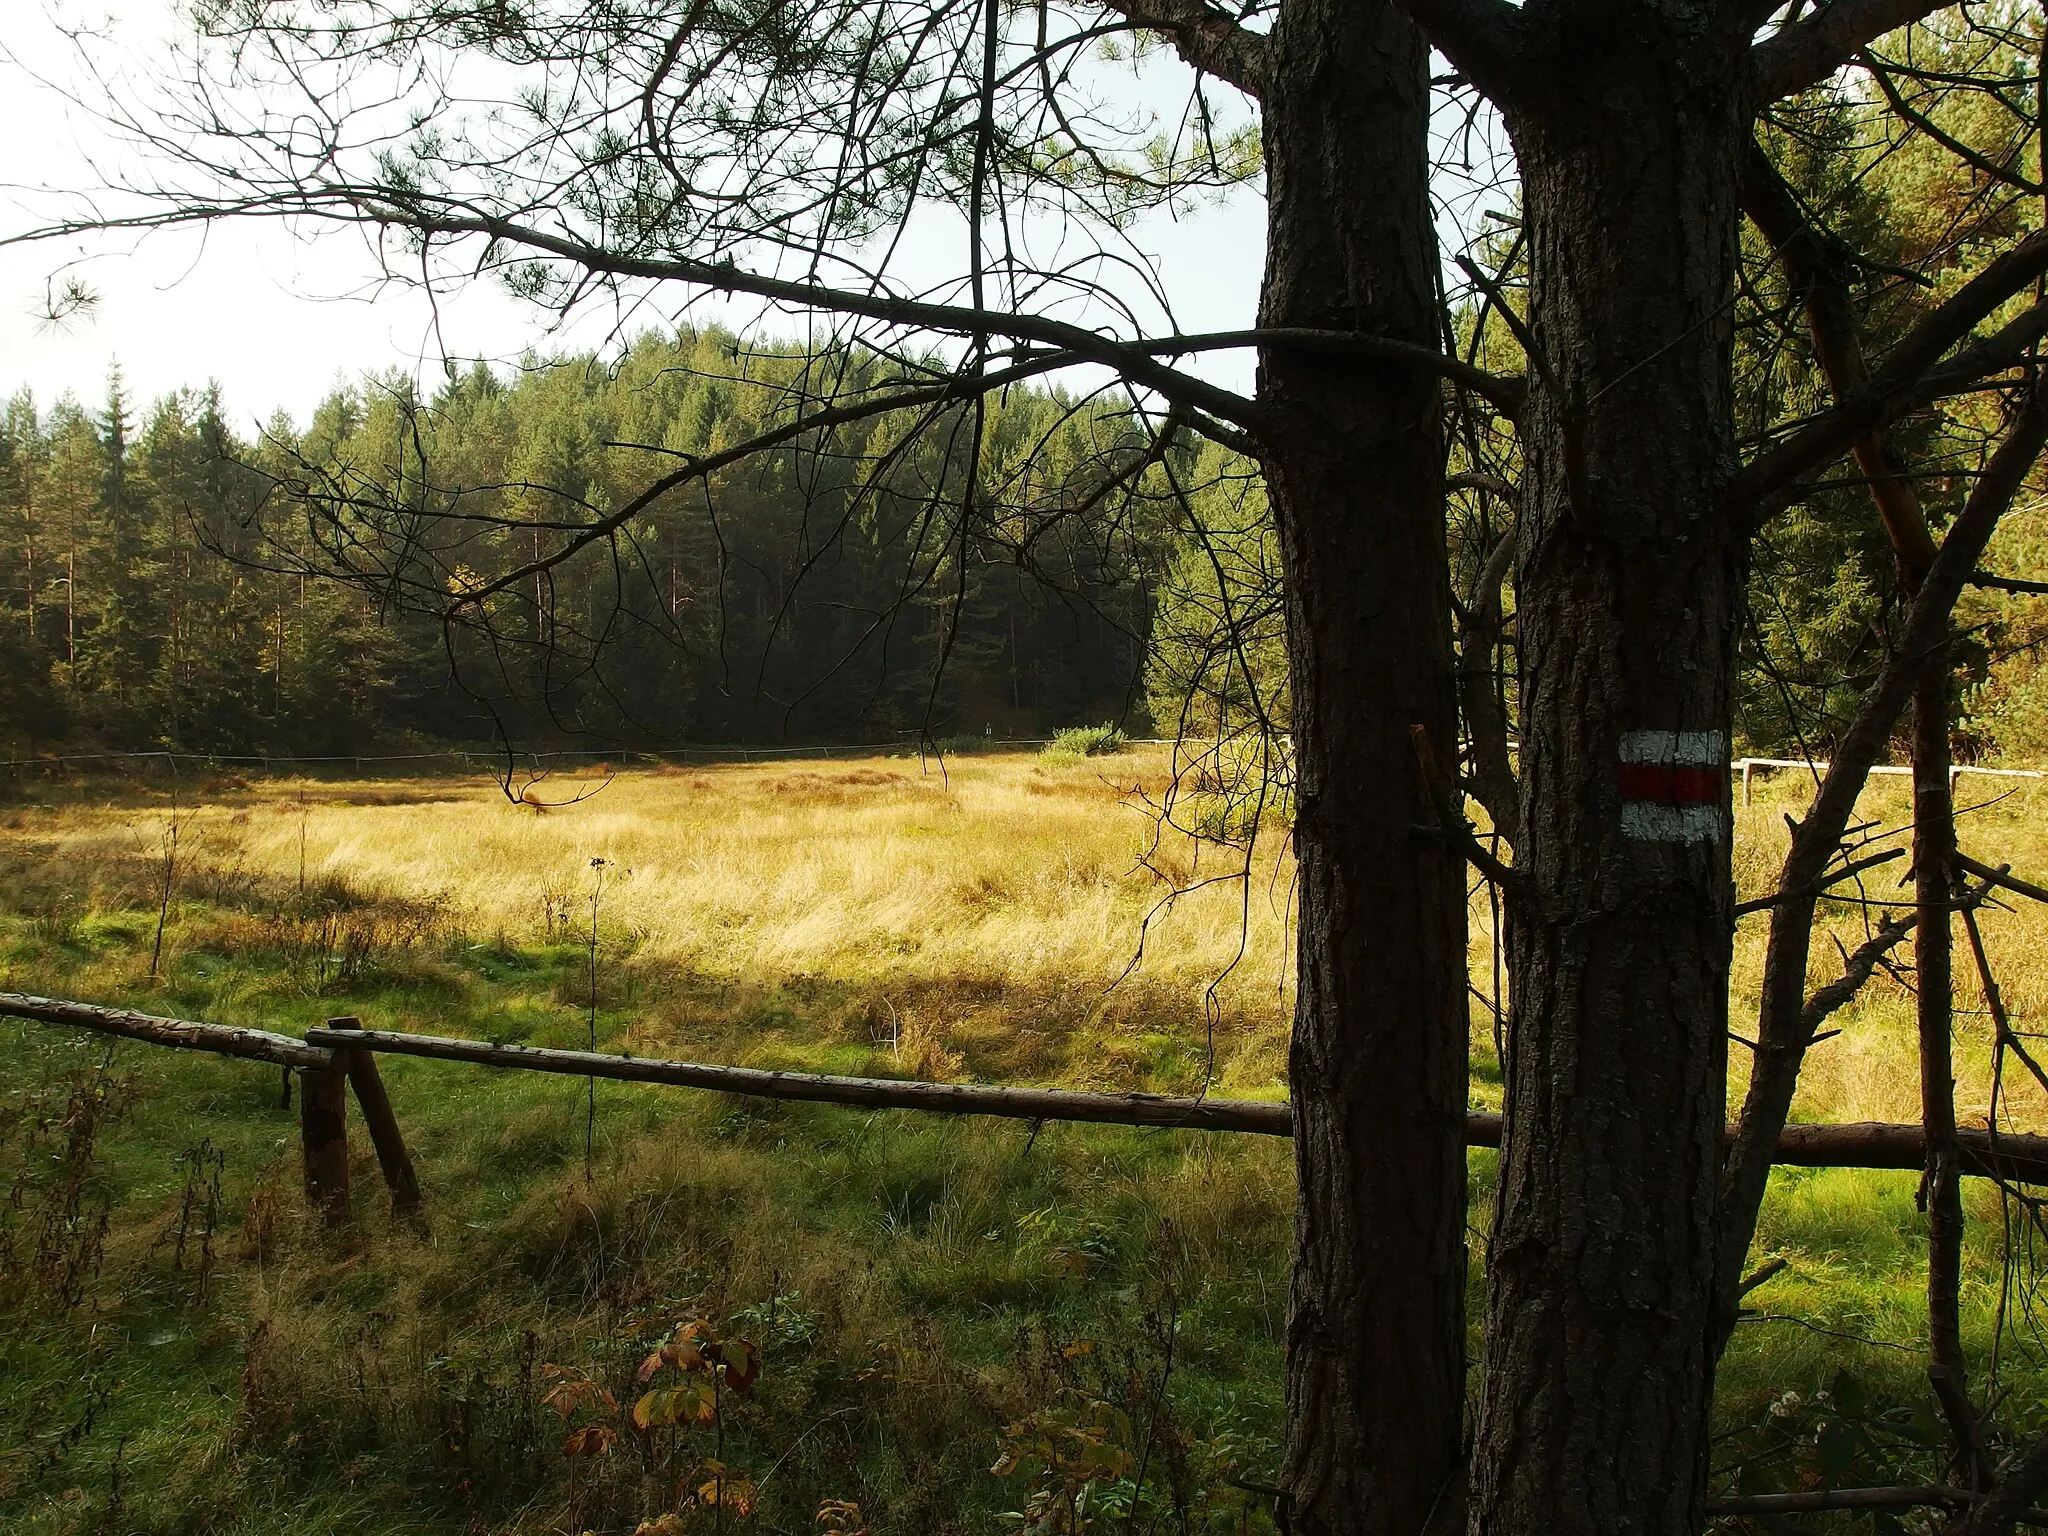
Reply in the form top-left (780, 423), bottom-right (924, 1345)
top-left (325, 1015), bottom-right (422, 1215)
top-left (298, 1057), bottom-right (351, 1225)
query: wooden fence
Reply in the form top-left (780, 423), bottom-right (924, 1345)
top-left (20, 991), bottom-right (2048, 1524)
top-left (8, 990), bottom-right (2048, 1224)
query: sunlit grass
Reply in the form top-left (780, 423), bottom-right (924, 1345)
top-left (4, 752), bottom-right (2048, 1532)
top-left (0, 750), bottom-right (1302, 1097)
top-left (1729, 771), bottom-right (2048, 1132)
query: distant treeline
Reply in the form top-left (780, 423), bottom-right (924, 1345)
top-left (0, 332), bottom-right (1224, 757)
top-left (9, 320), bottom-right (2046, 768)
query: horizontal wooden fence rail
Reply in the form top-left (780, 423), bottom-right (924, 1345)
top-left (1764, 1120), bottom-right (2048, 1184)
top-left (302, 1025), bottom-right (1294, 1133)
top-left (1736, 755), bottom-right (2047, 805)
top-left (0, 990), bottom-right (338, 1070)
top-left (1703, 1485), bottom-right (2048, 1522)
top-left (312, 1027), bottom-right (2048, 1182)
top-left (10, 993), bottom-right (2048, 1185)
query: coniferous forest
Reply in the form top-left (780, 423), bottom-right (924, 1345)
top-left (0, 331), bottom-right (1180, 759)
top-left (5, 305), bottom-right (2048, 765)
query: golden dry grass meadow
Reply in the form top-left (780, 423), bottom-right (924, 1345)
top-left (7, 746), bottom-right (2044, 1121)
top-left (3, 746), bottom-right (2048, 1534)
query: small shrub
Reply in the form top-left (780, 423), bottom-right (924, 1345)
top-left (266, 883), bottom-right (452, 993)
top-left (1040, 726), bottom-right (1127, 766)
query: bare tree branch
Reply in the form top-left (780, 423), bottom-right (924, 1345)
top-left (3, 187), bottom-right (1270, 432)
top-left (1715, 388), bottom-right (2048, 1353)
top-left (1730, 845), bottom-right (1908, 916)
top-left (1799, 907), bottom-right (1918, 1035)
top-left (1971, 570), bottom-right (2048, 596)
top-left (1740, 138), bottom-right (1940, 575)
top-left (1956, 852), bottom-right (2048, 908)
top-left (7, 222), bottom-right (1528, 432)
top-left (1729, 230), bottom-right (2048, 517)
top-left (1093, 0), bottom-right (1272, 97)
top-left (1751, 0), bottom-right (1967, 104)
top-left (1860, 49), bottom-right (2045, 199)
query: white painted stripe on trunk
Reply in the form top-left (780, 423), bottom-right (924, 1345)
top-left (1618, 729), bottom-right (1726, 765)
top-left (1620, 802), bottom-right (1722, 844)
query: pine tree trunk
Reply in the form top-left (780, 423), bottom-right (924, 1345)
top-left (1469, 35), bottom-right (1746, 1536)
top-left (1914, 656), bottom-right (1983, 1482)
top-left (1259, 4), bottom-right (1468, 1532)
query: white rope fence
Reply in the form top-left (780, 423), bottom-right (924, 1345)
top-left (1738, 757), bottom-right (2046, 804)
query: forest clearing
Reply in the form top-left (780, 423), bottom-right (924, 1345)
top-left (4, 750), bottom-right (2048, 1534)
top-left (12, 0), bottom-right (2048, 1517)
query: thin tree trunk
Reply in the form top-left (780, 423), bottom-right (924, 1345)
top-left (1715, 398), bottom-right (2048, 1351)
top-left (1471, 37), bottom-right (1746, 1535)
top-left (1915, 655), bottom-right (1988, 1487)
top-left (1259, 2), bottom-right (1467, 1531)
top-left (1712, 144), bottom-right (1939, 1355)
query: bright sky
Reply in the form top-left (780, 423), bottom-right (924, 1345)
top-left (0, 0), bottom-right (1271, 434)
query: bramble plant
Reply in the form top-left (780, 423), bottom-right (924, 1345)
top-left (541, 1363), bottom-right (619, 1531)
top-left (540, 1317), bottom-right (764, 1532)
top-left (992, 1395), bottom-right (1138, 1534)
top-left (633, 1319), bottom-right (762, 1525)
top-left (814, 1498), bottom-right (868, 1534)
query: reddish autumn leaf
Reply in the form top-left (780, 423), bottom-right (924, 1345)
top-left (721, 1339), bottom-right (761, 1394)
top-left (562, 1424), bottom-right (617, 1458)
top-left (697, 1469), bottom-right (757, 1516)
top-left (543, 1374), bottom-right (619, 1421)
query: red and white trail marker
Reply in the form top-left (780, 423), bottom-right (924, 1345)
top-left (1617, 730), bottom-right (1726, 844)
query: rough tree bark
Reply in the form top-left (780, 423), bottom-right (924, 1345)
top-left (1467, 19), bottom-right (1749, 1535)
top-left (1257, 1), bottom-right (1469, 1530)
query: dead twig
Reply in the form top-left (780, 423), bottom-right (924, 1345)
top-left (1957, 853), bottom-right (2048, 909)
top-left (1734, 845), bottom-right (1907, 916)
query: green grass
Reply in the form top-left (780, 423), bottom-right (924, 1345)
top-left (0, 907), bottom-right (1297, 1535)
top-left (2, 762), bottom-right (2047, 1533)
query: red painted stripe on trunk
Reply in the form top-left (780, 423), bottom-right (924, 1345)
top-left (1617, 763), bottom-right (1723, 806)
